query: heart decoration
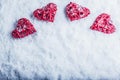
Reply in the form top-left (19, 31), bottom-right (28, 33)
top-left (11, 3), bottom-right (116, 40)
top-left (90, 13), bottom-right (116, 34)
top-left (12, 18), bottom-right (36, 38)
top-left (33, 3), bottom-right (57, 22)
top-left (66, 2), bottom-right (90, 21)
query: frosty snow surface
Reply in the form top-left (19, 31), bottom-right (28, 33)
top-left (0, 0), bottom-right (120, 80)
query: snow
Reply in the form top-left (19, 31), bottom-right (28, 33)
top-left (0, 0), bottom-right (120, 79)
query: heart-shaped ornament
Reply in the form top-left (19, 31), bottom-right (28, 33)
top-left (66, 2), bottom-right (90, 21)
top-left (12, 18), bottom-right (36, 38)
top-left (90, 13), bottom-right (116, 34)
top-left (33, 3), bottom-right (57, 22)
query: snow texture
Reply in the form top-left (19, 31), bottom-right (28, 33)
top-left (0, 0), bottom-right (120, 80)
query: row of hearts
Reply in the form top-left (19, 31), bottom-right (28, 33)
top-left (11, 2), bottom-right (116, 39)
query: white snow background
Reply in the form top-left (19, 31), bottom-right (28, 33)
top-left (0, 0), bottom-right (120, 80)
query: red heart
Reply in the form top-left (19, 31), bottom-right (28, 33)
top-left (12, 18), bottom-right (36, 38)
top-left (66, 2), bottom-right (90, 21)
top-left (90, 13), bottom-right (116, 34)
top-left (33, 3), bottom-right (57, 22)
